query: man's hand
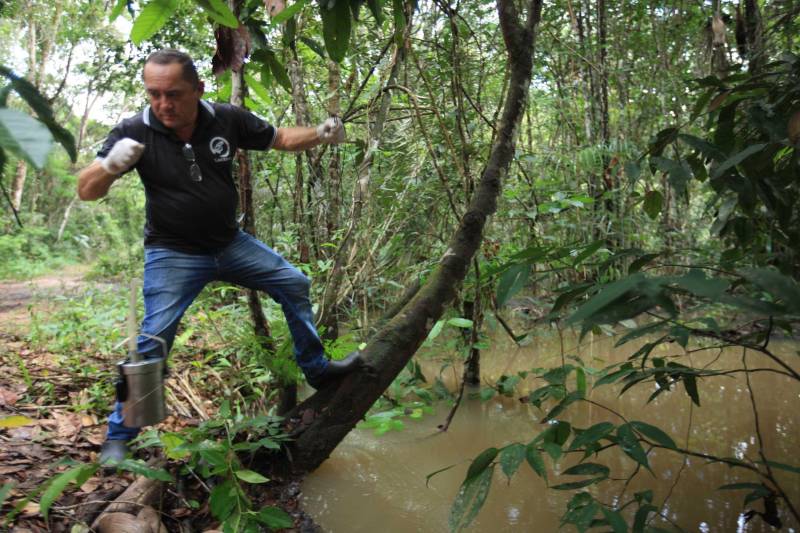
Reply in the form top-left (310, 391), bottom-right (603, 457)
top-left (316, 117), bottom-right (346, 145)
top-left (100, 138), bottom-right (145, 175)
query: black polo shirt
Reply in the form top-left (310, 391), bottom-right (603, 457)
top-left (97, 101), bottom-right (276, 254)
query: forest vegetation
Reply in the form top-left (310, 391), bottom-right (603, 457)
top-left (0, 0), bottom-right (798, 531)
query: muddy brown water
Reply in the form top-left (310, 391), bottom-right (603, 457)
top-left (302, 328), bottom-right (799, 532)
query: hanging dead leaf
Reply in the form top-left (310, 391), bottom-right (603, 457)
top-left (788, 110), bottom-right (800, 145)
top-left (709, 90), bottom-right (731, 112)
top-left (264, 0), bottom-right (286, 17)
top-left (212, 24), bottom-right (251, 76)
top-left (711, 14), bottom-right (726, 46)
top-left (0, 387), bottom-right (19, 406)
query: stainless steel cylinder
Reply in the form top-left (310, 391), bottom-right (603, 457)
top-left (117, 357), bottom-right (166, 428)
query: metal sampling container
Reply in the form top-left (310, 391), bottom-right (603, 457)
top-left (115, 280), bottom-right (168, 428)
top-left (117, 356), bottom-right (166, 428)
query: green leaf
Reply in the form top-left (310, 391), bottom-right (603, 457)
top-left (299, 36), bottom-right (326, 58)
top-left (683, 374), bottom-right (700, 406)
top-left (710, 143), bottom-right (767, 179)
top-left (195, 0), bottom-right (240, 27)
top-left (761, 461), bottom-right (800, 474)
top-left (567, 274), bottom-right (645, 325)
top-left (594, 363), bottom-right (635, 386)
top-left (632, 504), bottom-right (657, 533)
top-left (561, 463), bottom-right (609, 478)
top-left (320, 0), bottom-right (352, 63)
top-left (130, 0), bottom-right (179, 45)
top-left (366, 0), bottom-right (383, 24)
top-left (391, 0), bottom-right (405, 45)
top-left (465, 447), bottom-right (498, 482)
top-left (740, 268), bottom-right (800, 314)
top-left (674, 269), bottom-right (730, 299)
top-left (449, 466), bottom-right (493, 532)
top-left (0, 482), bottom-right (14, 509)
top-left (109, 0), bottom-right (128, 21)
top-left (678, 133), bottom-right (726, 161)
top-left (271, 0), bottom-right (307, 24)
top-left (243, 72), bottom-right (270, 103)
top-left (719, 482), bottom-right (766, 491)
top-left (0, 108), bottom-right (53, 168)
top-left (643, 190), bottom-right (663, 219)
top-left (235, 469), bottom-right (270, 483)
top-left (601, 507), bottom-right (628, 533)
top-left (115, 459), bottom-right (173, 481)
top-left (525, 444), bottom-right (547, 481)
top-left (255, 506), bottom-right (294, 528)
top-left (543, 390), bottom-right (584, 423)
top-left (209, 479), bottom-right (238, 521)
top-left (630, 421), bottom-right (676, 449)
top-left (447, 317), bottom-right (474, 329)
top-left (575, 367), bottom-right (586, 396)
top-left (616, 423), bottom-right (650, 471)
top-left (496, 263), bottom-right (531, 307)
top-left (568, 422), bottom-right (615, 451)
top-left (551, 478), bottom-right (603, 490)
top-left (572, 240), bottom-right (604, 266)
top-left (40, 464), bottom-right (99, 520)
top-left (499, 444), bottom-right (526, 481)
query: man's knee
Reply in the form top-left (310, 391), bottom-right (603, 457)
top-left (287, 269), bottom-right (311, 296)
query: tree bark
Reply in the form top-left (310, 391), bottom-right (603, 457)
top-left (270, 0), bottom-right (543, 474)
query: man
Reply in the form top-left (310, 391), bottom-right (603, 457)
top-left (78, 49), bottom-right (361, 463)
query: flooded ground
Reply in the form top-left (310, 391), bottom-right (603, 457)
top-left (302, 326), bottom-right (800, 532)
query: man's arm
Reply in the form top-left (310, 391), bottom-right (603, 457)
top-left (77, 138), bottom-right (145, 201)
top-left (271, 126), bottom-right (322, 152)
top-left (77, 161), bottom-right (118, 201)
top-left (272, 118), bottom-right (346, 152)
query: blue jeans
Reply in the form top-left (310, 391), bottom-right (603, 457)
top-left (107, 230), bottom-right (328, 441)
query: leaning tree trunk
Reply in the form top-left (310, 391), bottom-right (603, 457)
top-left (268, 0), bottom-right (543, 474)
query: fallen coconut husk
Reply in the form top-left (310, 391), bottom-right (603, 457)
top-left (91, 459), bottom-right (167, 530)
top-left (95, 511), bottom-right (153, 533)
top-left (137, 505), bottom-right (168, 533)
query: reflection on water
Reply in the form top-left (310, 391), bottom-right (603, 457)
top-left (302, 328), bottom-right (800, 532)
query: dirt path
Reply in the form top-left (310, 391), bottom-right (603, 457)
top-left (0, 264), bottom-right (92, 335)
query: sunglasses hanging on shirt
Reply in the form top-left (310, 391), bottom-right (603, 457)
top-left (182, 143), bottom-right (202, 182)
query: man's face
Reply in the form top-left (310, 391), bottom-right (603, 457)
top-left (143, 62), bottom-right (204, 132)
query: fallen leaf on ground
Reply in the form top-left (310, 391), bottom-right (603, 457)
top-left (78, 476), bottom-right (103, 493)
top-left (0, 387), bottom-right (19, 406)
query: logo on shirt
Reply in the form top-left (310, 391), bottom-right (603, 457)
top-left (210, 136), bottom-right (231, 162)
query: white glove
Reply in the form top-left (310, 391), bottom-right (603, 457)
top-left (100, 138), bottom-right (145, 175)
top-left (316, 117), bottom-right (346, 144)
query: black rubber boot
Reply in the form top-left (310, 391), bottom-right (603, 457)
top-left (99, 440), bottom-right (130, 465)
top-left (307, 351), bottom-right (363, 389)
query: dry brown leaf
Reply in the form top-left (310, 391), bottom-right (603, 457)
top-left (171, 507), bottom-right (193, 518)
top-left (78, 476), bottom-right (103, 493)
top-left (52, 411), bottom-right (82, 439)
top-left (80, 414), bottom-right (97, 427)
top-left (264, 0), bottom-right (286, 17)
top-left (86, 427), bottom-right (105, 446)
top-left (788, 110), bottom-right (800, 145)
top-left (20, 501), bottom-right (40, 516)
top-left (7, 425), bottom-right (41, 440)
top-left (0, 387), bottom-right (19, 406)
top-left (0, 465), bottom-right (27, 475)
